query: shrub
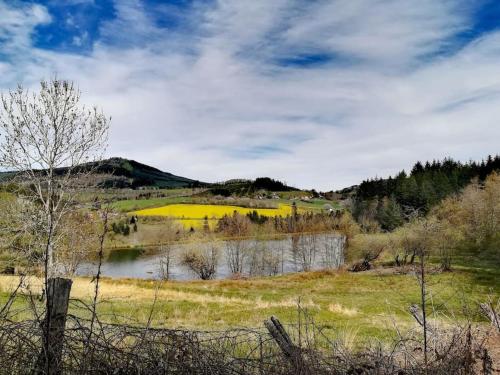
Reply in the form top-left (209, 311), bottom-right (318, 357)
top-left (180, 243), bottom-right (219, 280)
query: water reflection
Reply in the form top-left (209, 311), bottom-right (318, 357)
top-left (77, 233), bottom-right (345, 280)
top-left (106, 247), bottom-right (144, 263)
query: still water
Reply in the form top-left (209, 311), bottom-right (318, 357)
top-left (77, 233), bottom-right (345, 280)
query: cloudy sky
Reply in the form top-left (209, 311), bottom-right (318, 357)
top-left (0, 0), bottom-right (499, 190)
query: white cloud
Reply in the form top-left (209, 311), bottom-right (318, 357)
top-left (0, 2), bottom-right (51, 53)
top-left (281, 0), bottom-right (469, 68)
top-left (0, 0), bottom-right (499, 190)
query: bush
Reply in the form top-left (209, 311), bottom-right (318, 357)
top-left (180, 243), bottom-right (219, 280)
top-left (111, 220), bottom-right (131, 236)
top-left (348, 233), bottom-right (390, 270)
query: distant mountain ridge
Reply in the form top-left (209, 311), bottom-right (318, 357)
top-left (0, 157), bottom-right (204, 189)
top-left (83, 157), bottom-right (206, 188)
top-left (85, 157), bottom-right (203, 188)
top-left (0, 158), bottom-right (300, 192)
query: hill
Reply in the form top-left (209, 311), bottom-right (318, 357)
top-left (83, 157), bottom-right (205, 188)
top-left (207, 177), bottom-right (299, 197)
top-left (0, 158), bottom-right (299, 192)
top-left (0, 157), bottom-right (204, 189)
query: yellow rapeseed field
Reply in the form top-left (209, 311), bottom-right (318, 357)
top-left (134, 203), bottom-right (293, 219)
top-left (134, 203), bottom-right (295, 228)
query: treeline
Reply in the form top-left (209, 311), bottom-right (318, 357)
top-left (353, 155), bottom-right (500, 231)
top-left (208, 177), bottom-right (297, 197)
top-left (215, 205), bottom-right (359, 241)
top-left (253, 177), bottom-right (295, 191)
top-left (350, 171), bottom-right (500, 271)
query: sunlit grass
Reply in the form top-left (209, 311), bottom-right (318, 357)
top-left (1, 266), bottom-right (497, 341)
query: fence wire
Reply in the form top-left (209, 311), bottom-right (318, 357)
top-left (0, 310), bottom-right (493, 375)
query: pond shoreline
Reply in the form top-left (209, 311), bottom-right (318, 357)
top-left (78, 233), bottom-right (346, 281)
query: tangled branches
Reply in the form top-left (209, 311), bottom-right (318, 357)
top-left (0, 305), bottom-right (494, 374)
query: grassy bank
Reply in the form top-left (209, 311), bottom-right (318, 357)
top-left (0, 263), bottom-right (497, 343)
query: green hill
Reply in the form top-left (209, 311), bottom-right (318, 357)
top-left (84, 157), bottom-right (204, 188)
top-left (208, 177), bottom-right (298, 196)
top-left (0, 157), bottom-right (204, 189)
top-left (0, 158), bottom-right (300, 192)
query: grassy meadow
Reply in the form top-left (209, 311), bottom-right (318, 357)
top-left (0, 256), bottom-right (497, 343)
top-left (1, 175), bottom-right (498, 350)
top-left (112, 195), bottom-right (194, 212)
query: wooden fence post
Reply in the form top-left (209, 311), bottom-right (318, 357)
top-left (34, 277), bottom-right (72, 375)
top-left (479, 302), bottom-right (500, 332)
top-left (264, 316), bottom-right (308, 374)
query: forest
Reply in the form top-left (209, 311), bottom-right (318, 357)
top-left (352, 155), bottom-right (500, 231)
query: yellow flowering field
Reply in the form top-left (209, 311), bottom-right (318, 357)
top-left (133, 203), bottom-right (296, 228)
top-left (134, 203), bottom-right (293, 219)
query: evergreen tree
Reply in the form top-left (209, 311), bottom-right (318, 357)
top-left (375, 196), bottom-right (403, 231)
top-left (353, 154), bottom-right (500, 230)
top-left (419, 179), bottom-right (437, 210)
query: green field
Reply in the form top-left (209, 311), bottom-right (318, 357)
top-left (112, 196), bottom-right (194, 212)
top-left (1, 256), bottom-right (497, 342)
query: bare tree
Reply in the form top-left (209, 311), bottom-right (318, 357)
top-left (0, 78), bottom-right (109, 279)
top-left (219, 212), bottom-right (251, 275)
top-left (225, 239), bottom-right (248, 275)
top-left (321, 233), bottom-right (346, 269)
top-left (181, 240), bottom-right (220, 280)
top-left (1, 79), bottom-right (109, 374)
top-left (0, 193), bottom-right (44, 271)
top-left (405, 219), bottom-right (438, 368)
top-left (248, 239), bottom-right (282, 276)
top-left (296, 234), bottom-right (317, 272)
top-left (158, 245), bottom-right (174, 281)
top-left (56, 211), bottom-right (100, 276)
top-left (156, 219), bottom-right (180, 280)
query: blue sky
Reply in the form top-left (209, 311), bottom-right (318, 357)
top-left (0, 0), bottom-right (499, 189)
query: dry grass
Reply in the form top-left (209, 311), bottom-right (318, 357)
top-left (0, 264), bottom-right (498, 341)
top-left (328, 303), bottom-right (358, 317)
top-left (0, 275), bottom-right (317, 312)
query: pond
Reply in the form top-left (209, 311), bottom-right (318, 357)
top-left (76, 233), bottom-right (346, 280)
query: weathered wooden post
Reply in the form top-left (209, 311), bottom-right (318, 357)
top-left (264, 316), bottom-right (308, 374)
top-left (34, 277), bottom-right (72, 375)
top-left (479, 302), bottom-right (500, 332)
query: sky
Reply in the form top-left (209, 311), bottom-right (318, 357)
top-left (0, 0), bottom-right (499, 190)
